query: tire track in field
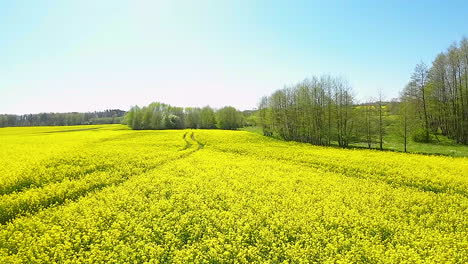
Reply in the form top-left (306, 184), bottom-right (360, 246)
top-left (0, 132), bottom-right (205, 225)
top-left (191, 132), bottom-right (205, 149)
top-left (1, 131), bottom-right (192, 196)
top-left (0, 131), bottom-right (138, 196)
top-left (180, 132), bottom-right (192, 150)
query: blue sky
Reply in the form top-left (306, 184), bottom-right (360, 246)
top-left (1, 0), bottom-right (467, 114)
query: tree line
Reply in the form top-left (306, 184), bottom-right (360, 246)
top-left (258, 76), bottom-right (358, 148)
top-left (401, 37), bottom-right (468, 145)
top-left (3, 36), bottom-right (466, 148)
top-left (124, 102), bottom-right (244, 130)
top-left (258, 37), bottom-right (468, 150)
top-left (0, 110), bottom-right (125, 127)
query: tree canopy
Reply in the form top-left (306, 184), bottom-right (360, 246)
top-left (124, 103), bottom-right (243, 130)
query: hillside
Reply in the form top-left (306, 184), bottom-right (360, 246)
top-left (0, 125), bottom-right (467, 262)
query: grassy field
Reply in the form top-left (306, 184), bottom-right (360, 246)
top-left (241, 126), bottom-right (468, 157)
top-left (0, 125), bottom-right (467, 263)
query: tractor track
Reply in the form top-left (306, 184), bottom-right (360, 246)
top-left (0, 131), bottom-right (206, 225)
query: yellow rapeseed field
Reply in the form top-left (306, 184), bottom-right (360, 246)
top-left (0, 125), bottom-right (467, 263)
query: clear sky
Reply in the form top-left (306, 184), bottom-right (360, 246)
top-left (1, 0), bottom-right (467, 114)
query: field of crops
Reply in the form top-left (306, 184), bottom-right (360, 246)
top-left (0, 125), bottom-right (467, 263)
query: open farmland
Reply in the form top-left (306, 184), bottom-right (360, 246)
top-left (0, 125), bottom-right (467, 263)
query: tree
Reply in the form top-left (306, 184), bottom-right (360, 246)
top-left (216, 106), bottom-right (241, 130)
top-left (123, 103), bottom-right (241, 131)
top-left (377, 90), bottom-right (385, 150)
top-left (402, 37), bottom-right (468, 145)
top-left (334, 79), bottom-right (354, 147)
top-left (397, 96), bottom-right (416, 152)
top-left (259, 75), bottom-right (355, 148)
top-left (185, 107), bottom-right (201, 129)
top-left (200, 106), bottom-right (216, 129)
top-left (411, 62), bottom-right (430, 142)
top-left (354, 100), bottom-right (376, 149)
top-left (130, 106), bottom-right (142, 130)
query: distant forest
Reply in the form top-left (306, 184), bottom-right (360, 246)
top-left (0, 110), bottom-right (125, 127)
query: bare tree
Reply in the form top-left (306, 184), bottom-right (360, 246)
top-left (411, 62), bottom-right (430, 142)
top-left (377, 89), bottom-right (385, 150)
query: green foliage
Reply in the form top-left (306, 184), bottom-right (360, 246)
top-left (124, 103), bottom-right (241, 131)
top-left (185, 107), bottom-right (201, 129)
top-left (216, 106), bottom-right (242, 130)
top-left (402, 37), bottom-right (468, 145)
top-left (125, 102), bottom-right (185, 130)
top-left (200, 106), bottom-right (216, 129)
top-left (412, 129), bottom-right (435, 143)
top-left (163, 114), bottom-right (182, 129)
top-left (259, 75), bottom-right (354, 146)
